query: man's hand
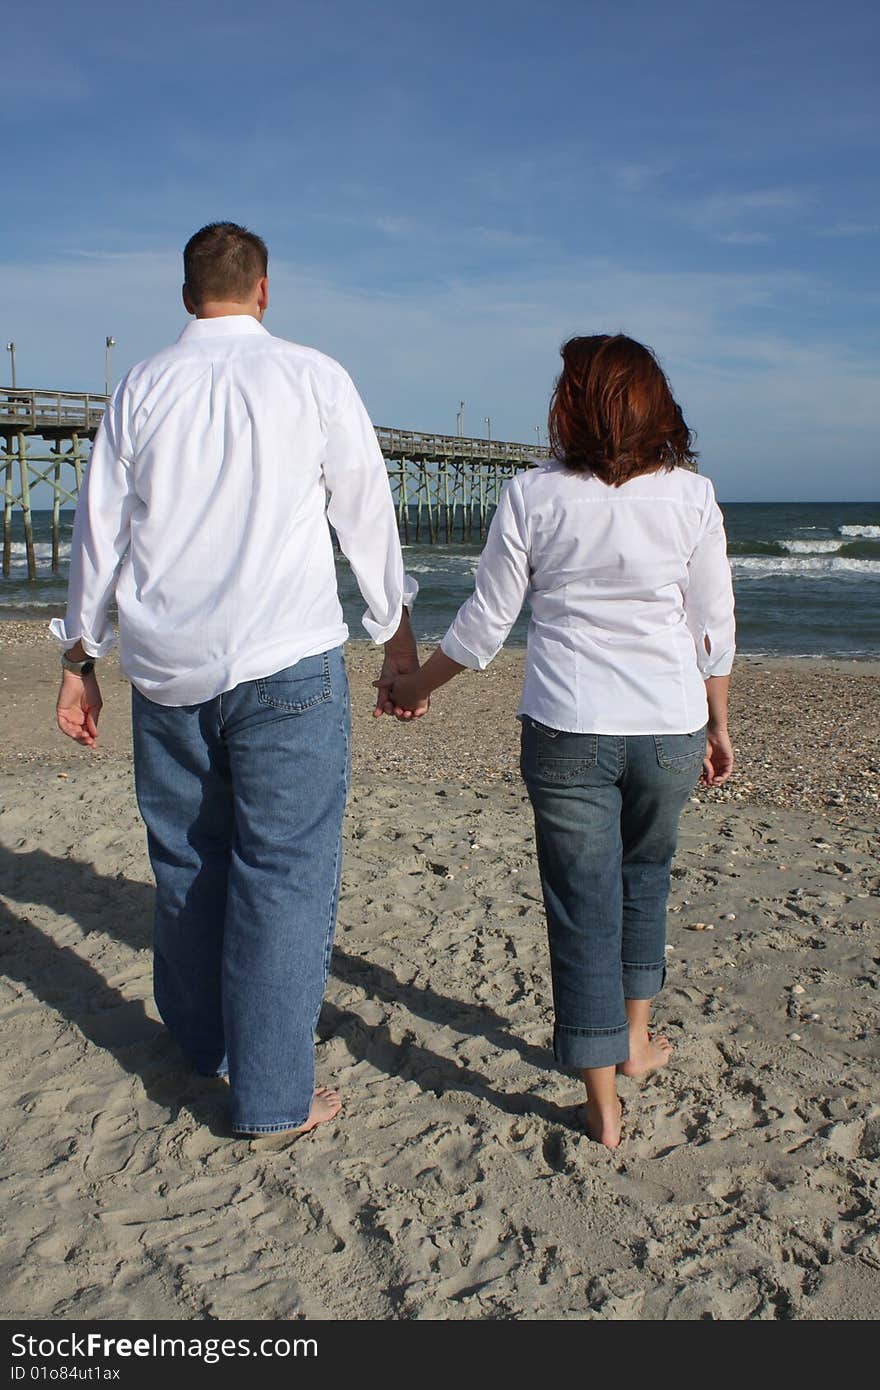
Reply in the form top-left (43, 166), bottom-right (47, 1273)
top-left (57, 669), bottom-right (103, 748)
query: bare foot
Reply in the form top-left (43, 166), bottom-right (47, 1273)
top-left (618, 1031), bottom-right (672, 1078)
top-left (238, 1086), bottom-right (342, 1139)
top-left (582, 1096), bottom-right (624, 1149)
top-left (294, 1085), bottom-right (342, 1134)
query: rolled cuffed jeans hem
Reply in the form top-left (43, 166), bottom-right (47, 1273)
top-left (554, 1022), bottom-right (629, 1070)
top-left (622, 960), bottom-right (667, 1000)
top-left (232, 1116), bottom-right (310, 1136)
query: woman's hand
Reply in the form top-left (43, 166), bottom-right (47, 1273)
top-left (702, 726), bottom-right (734, 786)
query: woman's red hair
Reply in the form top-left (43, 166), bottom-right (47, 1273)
top-left (548, 335), bottom-right (697, 485)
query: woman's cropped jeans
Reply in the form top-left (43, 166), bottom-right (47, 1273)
top-left (520, 718), bottom-right (705, 1070)
top-left (131, 647), bottom-right (350, 1134)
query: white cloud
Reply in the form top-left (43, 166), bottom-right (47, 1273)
top-left (372, 217), bottom-right (420, 238)
top-left (687, 186), bottom-right (812, 244)
top-left (1, 248), bottom-right (875, 501)
top-left (612, 162), bottom-right (672, 193)
top-left (815, 222), bottom-right (880, 238)
top-left (717, 231), bottom-right (773, 245)
top-left (699, 188), bottom-right (809, 220)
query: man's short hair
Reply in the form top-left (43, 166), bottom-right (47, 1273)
top-left (183, 222), bottom-right (268, 305)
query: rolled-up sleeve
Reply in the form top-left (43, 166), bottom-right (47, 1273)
top-left (441, 476), bottom-right (530, 669)
top-left (49, 385), bottom-right (137, 657)
top-left (684, 480), bottom-right (736, 677)
top-left (323, 377), bottom-right (417, 642)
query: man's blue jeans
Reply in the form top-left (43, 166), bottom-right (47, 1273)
top-left (131, 647), bottom-right (350, 1134)
top-left (520, 718), bottom-right (705, 1070)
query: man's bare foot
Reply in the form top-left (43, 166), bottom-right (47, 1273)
top-left (582, 1096), bottom-right (624, 1149)
top-left (618, 1031), bottom-right (672, 1078)
top-left (238, 1086), bottom-right (342, 1139)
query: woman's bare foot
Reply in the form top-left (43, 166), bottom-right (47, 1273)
top-left (294, 1085), bottom-right (342, 1134)
top-left (618, 1030), bottom-right (672, 1078)
top-left (238, 1086), bottom-right (342, 1139)
top-left (582, 1096), bottom-right (624, 1149)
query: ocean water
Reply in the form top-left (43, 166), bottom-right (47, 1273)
top-left (2, 502), bottom-right (879, 658)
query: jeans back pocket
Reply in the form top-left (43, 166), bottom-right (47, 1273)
top-left (653, 729), bottom-right (706, 773)
top-left (256, 652), bottom-right (332, 713)
top-left (521, 718), bottom-right (599, 784)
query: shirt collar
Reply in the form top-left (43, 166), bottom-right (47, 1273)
top-left (177, 315), bottom-right (270, 342)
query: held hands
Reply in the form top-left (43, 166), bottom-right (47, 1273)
top-left (372, 607), bottom-right (430, 721)
top-left (383, 669), bottom-right (431, 720)
top-left (702, 726), bottom-right (734, 786)
top-left (372, 653), bottom-right (430, 722)
top-left (57, 669), bottom-right (103, 749)
top-left (372, 630), bottom-right (460, 723)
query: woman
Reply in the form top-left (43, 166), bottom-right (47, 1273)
top-left (385, 334), bottom-right (735, 1148)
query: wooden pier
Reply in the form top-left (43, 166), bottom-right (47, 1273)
top-left (1, 387), bottom-right (550, 579)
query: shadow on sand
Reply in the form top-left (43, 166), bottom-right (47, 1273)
top-left (0, 843), bottom-right (575, 1139)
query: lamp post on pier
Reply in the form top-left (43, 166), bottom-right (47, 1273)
top-left (456, 401), bottom-right (464, 437)
top-left (5, 341), bottom-right (16, 388)
top-left (534, 425), bottom-right (541, 448)
top-left (105, 336), bottom-right (116, 397)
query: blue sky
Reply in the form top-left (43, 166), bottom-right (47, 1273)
top-left (2, 0), bottom-right (878, 500)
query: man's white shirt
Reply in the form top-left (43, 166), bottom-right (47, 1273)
top-left (441, 460), bottom-right (735, 734)
top-left (51, 315), bottom-right (416, 705)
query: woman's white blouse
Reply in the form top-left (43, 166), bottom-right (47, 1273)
top-left (440, 460), bottom-right (735, 735)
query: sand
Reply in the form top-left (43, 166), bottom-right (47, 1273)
top-left (0, 625), bottom-right (878, 1320)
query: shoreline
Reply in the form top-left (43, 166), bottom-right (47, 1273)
top-left (2, 619), bottom-right (878, 816)
top-left (3, 609), bottom-right (880, 667)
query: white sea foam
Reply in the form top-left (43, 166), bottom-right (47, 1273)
top-left (839, 524), bottom-right (880, 538)
top-left (732, 555), bottom-right (880, 578)
top-left (403, 556), bottom-right (481, 577)
top-left (780, 539), bottom-right (843, 554)
top-left (2, 541), bottom-right (71, 584)
top-left (7, 540), bottom-right (72, 562)
top-left (0, 598), bottom-right (58, 608)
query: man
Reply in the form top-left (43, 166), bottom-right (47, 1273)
top-left (52, 222), bottom-right (425, 1137)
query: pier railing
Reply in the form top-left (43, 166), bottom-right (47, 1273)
top-left (0, 388), bottom-right (108, 438)
top-left (376, 426), bottom-right (543, 466)
top-left (2, 387), bottom-right (551, 577)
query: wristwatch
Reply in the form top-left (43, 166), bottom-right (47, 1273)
top-left (61, 652), bottom-right (96, 677)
